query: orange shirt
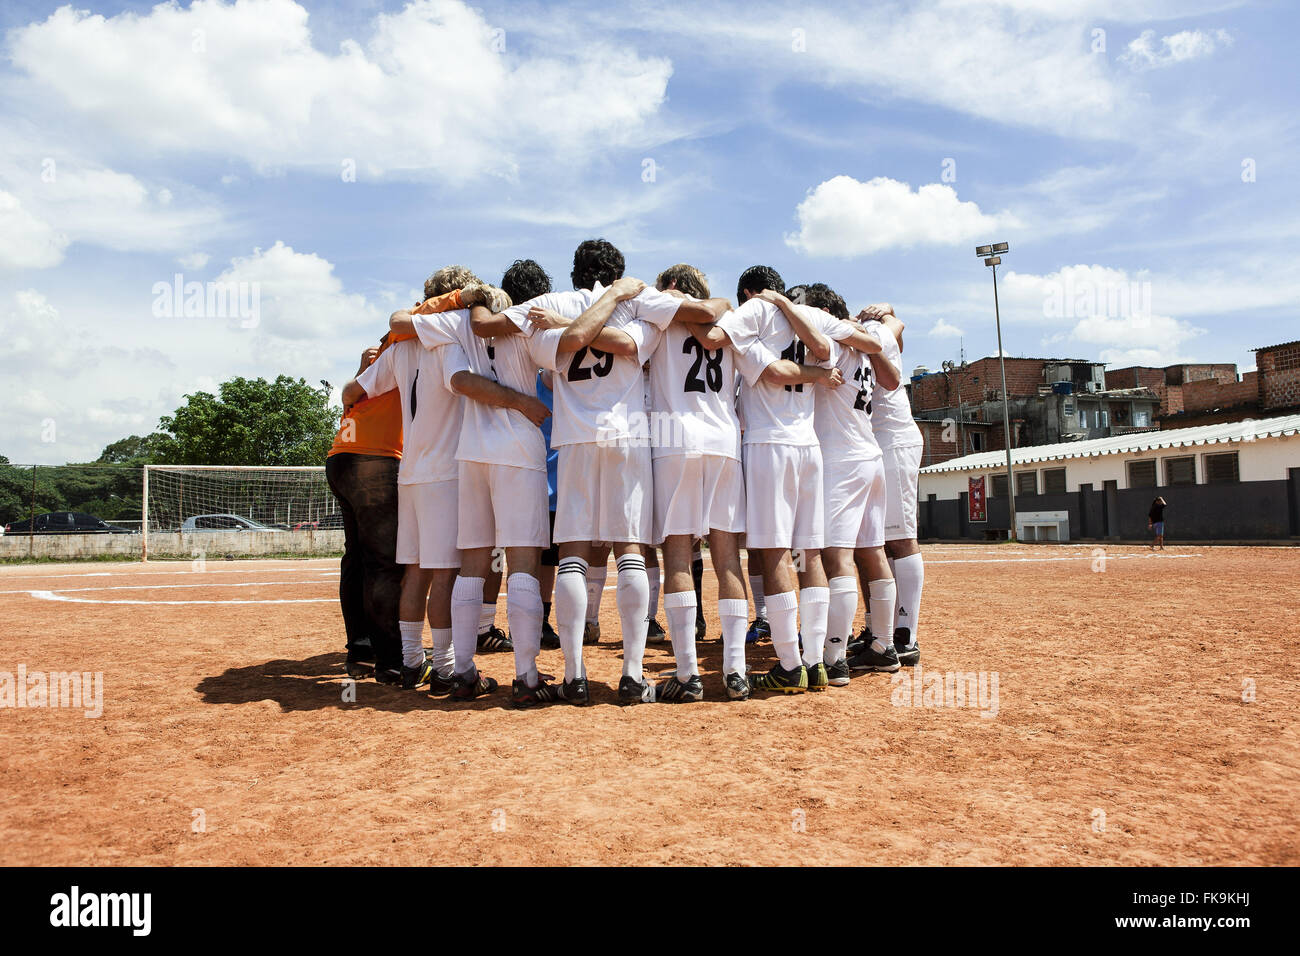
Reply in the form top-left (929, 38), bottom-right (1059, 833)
top-left (328, 289), bottom-right (463, 459)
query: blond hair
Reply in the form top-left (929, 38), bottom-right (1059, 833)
top-left (425, 264), bottom-right (481, 299)
top-left (655, 263), bottom-right (710, 299)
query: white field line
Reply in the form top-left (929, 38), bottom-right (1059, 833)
top-left (0, 579), bottom-right (333, 596)
top-left (29, 590), bottom-right (335, 606)
top-left (0, 563), bottom-right (339, 582)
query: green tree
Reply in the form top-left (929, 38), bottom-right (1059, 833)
top-left (96, 434), bottom-right (169, 464)
top-left (155, 375), bottom-right (341, 465)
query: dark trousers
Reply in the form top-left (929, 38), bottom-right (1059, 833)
top-left (325, 453), bottom-right (402, 672)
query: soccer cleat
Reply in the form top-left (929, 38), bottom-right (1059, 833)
top-left (540, 619), bottom-right (561, 650)
top-left (345, 658), bottom-right (374, 679)
top-left (848, 643), bottom-right (901, 673)
top-left (617, 675), bottom-right (657, 705)
top-left (449, 669), bottom-right (498, 700)
top-left (847, 625), bottom-right (873, 659)
top-left (401, 659), bottom-right (436, 690)
top-left (374, 667), bottom-right (402, 686)
top-left (750, 662), bottom-right (808, 695)
top-left (805, 661), bottom-right (829, 693)
top-left (825, 659), bottom-right (851, 687)
top-left (657, 674), bottom-right (704, 703)
top-left (583, 620), bottom-right (601, 646)
top-left (745, 617), bottom-right (770, 645)
top-left (510, 676), bottom-right (560, 708)
top-left (646, 618), bottom-right (667, 642)
top-left (724, 671), bottom-right (751, 701)
top-left (477, 624), bottom-right (514, 653)
top-left (894, 628), bottom-right (920, 667)
top-left (428, 668), bottom-right (455, 696)
top-left (557, 675), bottom-right (590, 706)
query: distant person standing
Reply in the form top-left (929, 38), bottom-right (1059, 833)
top-left (1148, 496), bottom-right (1167, 550)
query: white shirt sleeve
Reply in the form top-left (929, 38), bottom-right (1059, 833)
top-left (622, 320), bottom-right (660, 366)
top-left (732, 340), bottom-right (779, 387)
top-left (619, 288), bottom-right (683, 330)
top-left (356, 348), bottom-right (397, 397)
top-left (529, 328), bottom-right (565, 373)
top-left (715, 300), bottom-right (763, 355)
top-left (411, 311), bottom-right (461, 350)
top-left (440, 343), bottom-right (470, 390)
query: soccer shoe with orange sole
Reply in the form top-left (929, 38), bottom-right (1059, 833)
top-left (750, 662), bottom-right (808, 694)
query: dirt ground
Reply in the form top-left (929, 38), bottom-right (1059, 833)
top-left (0, 544), bottom-right (1295, 866)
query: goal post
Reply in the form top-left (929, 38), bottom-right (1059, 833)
top-left (141, 465), bottom-right (343, 560)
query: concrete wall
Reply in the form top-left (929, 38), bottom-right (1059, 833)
top-left (0, 530), bottom-right (345, 560)
top-left (920, 476), bottom-right (1300, 541)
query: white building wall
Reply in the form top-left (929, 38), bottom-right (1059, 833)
top-left (920, 432), bottom-right (1300, 500)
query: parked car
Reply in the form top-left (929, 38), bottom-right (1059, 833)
top-left (4, 512), bottom-right (134, 535)
top-left (180, 514), bottom-right (285, 532)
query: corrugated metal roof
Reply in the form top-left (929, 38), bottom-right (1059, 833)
top-left (1254, 340), bottom-right (1300, 351)
top-left (920, 413), bottom-right (1300, 474)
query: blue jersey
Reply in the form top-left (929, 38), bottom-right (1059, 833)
top-left (537, 372), bottom-right (558, 512)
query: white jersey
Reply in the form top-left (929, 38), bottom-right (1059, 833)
top-left (356, 337), bottom-right (467, 484)
top-left (647, 322), bottom-right (742, 460)
top-left (815, 326), bottom-right (885, 463)
top-left (410, 308), bottom-right (550, 472)
top-left (716, 298), bottom-right (853, 447)
top-left (866, 321), bottom-right (922, 449)
top-left (510, 285), bottom-right (679, 448)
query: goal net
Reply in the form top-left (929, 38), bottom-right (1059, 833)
top-left (143, 465), bottom-right (342, 559)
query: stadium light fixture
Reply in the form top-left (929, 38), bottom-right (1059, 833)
top-left (976, 241), bottom-right (1018, 541)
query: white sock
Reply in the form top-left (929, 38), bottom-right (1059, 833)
top-left (450, 576), bottom-right (484, 677)
top-left (506, 572), bottom-right (543, 687)
top-left (825, 576), bottom-right (858, 664)
top-left (868, 578), bottom-right (897, 655)
top-left (479, 602), bottom-right (495, 636)
top-left (664, 590), bottom-right (698, 680)
top-left (892, 553), bottom-right (924, 648)
top-left (585, 562), bottom-right (607, 625)
top-left (399, 620), bottom-right (425, 670)
top-left (749, 574), bottom-right (766, 618)
top-left (647, 564), bottom-right (661, 619)
top-left (719, 598), bottom-right (748, 675)
top-left (766, 590), bottom-right (800, 671)
top-left (799, 586), bottom-right (830, 667)
top-left (555, 557), bottom-right (588, 682)
top-left (429, 627), bottom-right (453, 676)
top-left (615, 552), bottom-right (649, 680)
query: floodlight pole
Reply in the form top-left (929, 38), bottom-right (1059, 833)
top-left (977, 240), bottom-right (1019, 546)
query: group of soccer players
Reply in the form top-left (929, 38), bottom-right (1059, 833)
top-left (332, 239), bottom-right (926, 706)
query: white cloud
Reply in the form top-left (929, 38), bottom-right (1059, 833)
top-left (0, 191), bottom-right (68, 269)
top-left (786, 176), bottom-right (1015, 257)
top-left (1120, 29), bottom-right (1232, 71)
top-left (929, 319), bottom-right (965, 338)
top-left (8, 0), bottom-right (673, 183)
top-left (177, 252), bottom-right (211, 271)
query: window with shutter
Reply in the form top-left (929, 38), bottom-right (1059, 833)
top-left (1016, 470), bottom-right (1038, 496)
top-left (1204, 452), bottom-right (1239, 484)
top-left (1127, 460), bottom-right (1157, 488)
top-left (1164, 456), bottom-right (1196, 485)
top-left (1042, 468), bottom-right (1067, 494)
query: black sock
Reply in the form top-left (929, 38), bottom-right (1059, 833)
top-left (543, 601), bottom-right (551, 624)
top-left (692, 556), bottom-right (704, 608)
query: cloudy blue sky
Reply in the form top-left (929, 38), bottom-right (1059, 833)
top-left (2, 0), bottom-right (1296, 463)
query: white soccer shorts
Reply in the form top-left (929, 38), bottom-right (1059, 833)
top-left (742, 443), bottom-right (824, 551)
top-left (396, 478), bottom-right (460, 569)
top-left (554, 442), bottom-right (653, 544)
top-left (456, 461), bottom-right (550, 550)
top-left (652, 453), bottom-right (745, 543)
top-left (823, 455), bottom-right (886, 549)
top-left (882, 443), bottom-right (922, 542)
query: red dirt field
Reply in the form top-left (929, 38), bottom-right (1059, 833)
top-left (0, 544), bottom-right (1296, 866)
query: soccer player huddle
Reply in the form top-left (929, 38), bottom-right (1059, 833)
top-left (328, 239), bottom-right (925, 707)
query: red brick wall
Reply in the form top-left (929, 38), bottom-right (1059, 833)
top-left (1259, 343), bottom-right (1300, 411)
top-left (1181, 371), bottom-right (1260, 413)
top-left (1166, 363), bottom-right (1237, 386)
top-left (910, 358), bottom-right (1047, 412)
top-left (1106, 366), bottom-right (1164, 390)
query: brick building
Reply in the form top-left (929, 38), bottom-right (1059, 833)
top-left (1109, 343), bottom-right (1300, 428)
top-left (907, 356), bottom-right (1159, 464)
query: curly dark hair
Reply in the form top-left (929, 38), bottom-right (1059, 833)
top-left (804, 282), bottom-right (850, 321)
top-left (571, 239), bottom-right (625, 291)
top-left (655, 263), bottom-right (711, 299)
top-left (501, 259), bottom-right (552, 306)
top-left (736, 265), bottom-right (784, 302)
